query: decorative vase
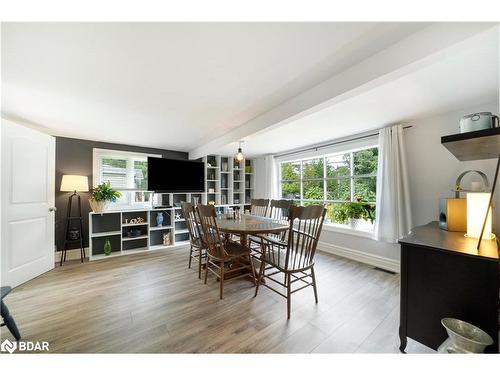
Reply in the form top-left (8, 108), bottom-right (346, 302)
top-left (156, 212), bottom-right (164, 227)
top-left (437, 318), bottom-right (493, 353)
top-left (104, 239), bottom-right (112, 256)
top-left (89, 199), bottom-right (108, 213)
top-left (163, 233), bottom-right (171, 246)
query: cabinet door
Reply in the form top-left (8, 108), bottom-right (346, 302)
top-left (406, 245), bottom-right (498, 352)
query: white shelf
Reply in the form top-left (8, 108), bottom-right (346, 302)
top-left (122, 235), bottom-right (148, 241)
top-left (174, 240), bottom-right (190, 247)
top-left (91, 251), bottom-right (123, 261)
top-left (122, 222), bottom-right (148, 227)
top-left (149, 244), bottom-right (174, 251)
top-left (122, 247), bottom-right (149, 254)
top-left (91, 230), bottom-right (121, 238)
top-left (149, 225), bottom-right (173, 231)
top-left (89, 155), bottom-right (255, 261)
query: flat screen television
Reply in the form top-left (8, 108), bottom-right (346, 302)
top-left (147, 157), bottom-right (205, 192)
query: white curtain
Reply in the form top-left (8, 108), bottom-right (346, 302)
top-left (375, 124), bottom-right (412, 243)
top-left (264, 155), bottom-right (278, 199)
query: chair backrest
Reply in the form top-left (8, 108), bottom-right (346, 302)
top-left (268, 199), bottom-right (293, 221)
top-left (284, 205), bottom-right (326, 271)
top-left (251, 199), bottom-right (270, 217)
top-left (196, 204), bottom-right (226, 259)
top-left (181, 202), bottom-right (202, 245)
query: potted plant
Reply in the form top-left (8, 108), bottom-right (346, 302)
top-left (89, 181), bottom-right (121, 213)
top-left (330, 200), bottom-right (375, 229)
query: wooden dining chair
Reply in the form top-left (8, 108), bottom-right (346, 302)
top-left (250, 199), bottom-right (270, 217)
top-left (249, 199), bottom-right (293, 256)
top-left (196, 204), bottom-right (257, 299)
top-left (254, 204), bottom-right (326, 319)
top-left (181, 202), bottom-right (207, 279)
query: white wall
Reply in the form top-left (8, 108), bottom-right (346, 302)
top-left (254, 100), bottom-right (500, 270)
top-left (406, 102), bottom-right (500, 235)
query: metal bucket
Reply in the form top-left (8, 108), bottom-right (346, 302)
top-left (437, 318), bottom-right (494, 353)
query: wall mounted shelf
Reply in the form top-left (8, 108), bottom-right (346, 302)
top-left (441, 127), bottom-right (500, 161)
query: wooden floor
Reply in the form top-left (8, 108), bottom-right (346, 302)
top-left (1, 246), bottom-right (433, 353)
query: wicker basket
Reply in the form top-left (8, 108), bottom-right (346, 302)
top-left (88, 199), bottom-right (109, 213)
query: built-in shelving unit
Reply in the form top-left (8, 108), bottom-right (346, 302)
top-left (88, 154), bottom-right (255, 261)
top-left (89, 208), bottom-right (175, 261)
top-left (202, 154), bottom-right (254, 209)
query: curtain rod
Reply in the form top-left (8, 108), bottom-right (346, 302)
top-left (274, 125), bottom-right (412, 159)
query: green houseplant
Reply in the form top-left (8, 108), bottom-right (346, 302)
top-left (89, 181), bottom-right (121, 213)
top-left (330, 201), bottom-right (375, 229)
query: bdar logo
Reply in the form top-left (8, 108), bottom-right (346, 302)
top-left (1, 339), bottom-right (17, 353)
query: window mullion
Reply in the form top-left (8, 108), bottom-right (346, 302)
top-left (300, 161), bottom-right (303, 203)
top-left (350, 152), bottom-right (354, 202)
top-left (323, 156), bottom-right (327, 205)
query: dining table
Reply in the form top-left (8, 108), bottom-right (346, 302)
top-left (216, 213), bottom-right (289, 247)
top-left (215, 214), bottom-right (289, 280)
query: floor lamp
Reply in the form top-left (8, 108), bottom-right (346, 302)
top-left (60, 175), bottom-right (89, 265)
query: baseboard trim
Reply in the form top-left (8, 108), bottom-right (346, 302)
top-left (318, 241), bottom-right (400, 273)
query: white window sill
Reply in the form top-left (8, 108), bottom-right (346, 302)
top-left (322, 223), bottom-right (376, 240)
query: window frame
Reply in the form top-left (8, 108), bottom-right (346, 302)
top-left (278, 143), bottom-right (378, 233)
top-left (92, 148), bottom-right (161, 209)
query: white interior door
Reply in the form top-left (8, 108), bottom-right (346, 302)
top-left (1, 119), bottom-right (55, 288)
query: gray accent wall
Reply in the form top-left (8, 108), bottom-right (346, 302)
top-left (55, 136), bottom-right (187, 251)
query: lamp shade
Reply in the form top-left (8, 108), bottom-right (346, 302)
top-left (60, 175), bottom-right (89, 192)
top-left (466, 192), bottom-right (492, 240)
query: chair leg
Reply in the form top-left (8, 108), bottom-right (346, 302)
top-left (204, 258), bottom-right (209, 284)
top-left (1, 300), bottom-right (21, 341)
top-left (219, 261), bottom-right (224, 299)
top-left (254, 258), bottom-right (265, 297)
top-left (311, 266), bottom-right (319, 303)
top-left (286, 273), bottom-right (292, 319)
top-left (198, 249), bottom-right (203, 279)
top-left (188, 245), bottom-right (193, 269)
top-left (248, 255), bottom-right (257, 286)
top-left (59, 250), bottom-right (65, 267)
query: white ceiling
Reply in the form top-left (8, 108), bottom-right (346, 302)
top-left (216, 28), bottom-right (499, 156)
top-left (2, 22), bottom-right (429, 152)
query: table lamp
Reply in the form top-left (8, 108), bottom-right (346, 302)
top-left (466, 192), bottom-right (493, 240)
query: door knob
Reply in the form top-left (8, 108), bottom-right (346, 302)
top-left (49, 207), bottom-right (57, 212)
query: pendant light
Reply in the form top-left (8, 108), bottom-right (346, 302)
top-left (235, 141), bottom-right (244, 161)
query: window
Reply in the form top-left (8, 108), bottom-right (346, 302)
top-left (93, 149), bottom-right (160, 209)
top-left (279, 146), bottom-right (378, 232)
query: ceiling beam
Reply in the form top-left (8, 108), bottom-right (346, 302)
top-left (189, 23), bottom-right (498, 159)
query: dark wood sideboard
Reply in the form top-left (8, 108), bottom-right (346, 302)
top-left (399, 222), bottom-right (499, 353)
